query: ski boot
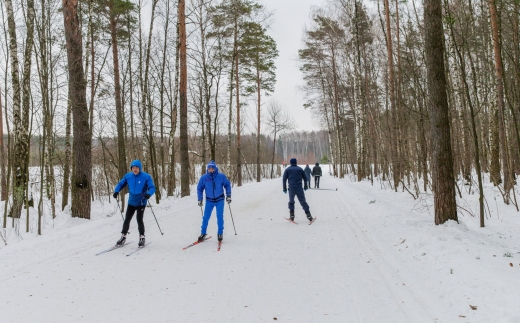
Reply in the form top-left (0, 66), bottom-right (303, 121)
top-left (218, 234), bottom-right (223, 242)
top-left (289, 211), bottom-right (295, 221)
top-left (116, 234), bottom-right (127, 246)
top-left (305, 212), bottom-right (314, 222)
top-left (138, 235), bottom-right (145, 247)
top-left (197, 233), bottom-right (207, 242)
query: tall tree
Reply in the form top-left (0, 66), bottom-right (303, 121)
top-left (383, 0), bottom-right (400, 191)
top-left (94, 0), bottom-right (136, 207)
top-left (240, 22), bottom-right (278, 182)
top-left (62, 0), bottom-right (93, 219)
top-left (488, 0), bottom-right (513, 203)
top-left (0, 88), bottom-right (5, 201)
top-left (4, 0), bottom-right (23, 219)
top-left (179, 0), bottom-right (190, 197)
top-left (424, 0), bottom-right (458, 224)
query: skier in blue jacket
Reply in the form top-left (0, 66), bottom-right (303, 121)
top-left (304, 164), bottom-right (312, 188)
top-left (196, 160), bottom-right (232, 242)
top-left (113, 160), bottom-right (156, 247)
top-left (283, 158), bottom-right (313, 222)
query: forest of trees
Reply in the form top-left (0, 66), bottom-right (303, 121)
top-left (1, 0), bottom-right (519, 234)
top-left (299, 0), bottom-right (520, 225)
top-left (0, 0), bottom-right (305, 233)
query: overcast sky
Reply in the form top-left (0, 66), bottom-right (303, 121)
top-left (260, 0), bottom-right (326, 132)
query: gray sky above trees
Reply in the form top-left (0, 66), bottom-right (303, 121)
top-left (261, 0), bottom-right (324, 132)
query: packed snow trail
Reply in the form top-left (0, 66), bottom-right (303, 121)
top-left (1, 173), bottom-right (520, 322)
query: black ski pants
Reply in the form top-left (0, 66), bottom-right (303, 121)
top-left (288, 186), bottom-right (310, 213)
top-left (314, 175), bottom-right (321, 188)
top-left (122, 205), bottom-right (145, 236)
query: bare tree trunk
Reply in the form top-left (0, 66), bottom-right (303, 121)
top-left (108, 0), bottom-right (127, 201)
top-left (330, 40), bottom-right (343, 179)
top-left (37, 0), bottom-right (56, 218)
top-left (0, 87), bottom-right (6, 201)
top-left (144, 0), bottom-right (161, 202)
top-left (383, 0), bottom-right (400, 191)
top-left (256, 69), bottom-right (261, 182)
top-left (159, 0), bottom-right (172, 192)
top-left (62, 0), bottom-right (92, 219)
top-left (489, 0), bottom-right (512, 203)
top-left (167, 18), bottom-right (180, 197)
top-left (179, 0), bottom-right (190, 197)
top-left (235, 19), bottom-right (242, 186)
top-left (424, 0), bottom-right (458, 225)
top-left (62, 92), bottom-right (72, 211)
top-left (445, 0), bottom-right (485, 226)
top-left (127, 14), bottom-right (136, 160)
top-left (5, 0), bottom-right (23, 219)
top-left (227, 60), bottom-right (234, 171)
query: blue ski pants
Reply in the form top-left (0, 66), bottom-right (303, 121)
top-left (201, 199), bottom-right (225, 235)
top-left (288, 186), bottom-right (310, 213)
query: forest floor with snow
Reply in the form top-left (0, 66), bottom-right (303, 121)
top-left (1, 169), bottom-right (520, 323)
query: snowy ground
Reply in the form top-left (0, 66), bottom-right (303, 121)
top-left (1, 170), bottom-right (520, 323)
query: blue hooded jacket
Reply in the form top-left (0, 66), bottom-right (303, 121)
top-left (197, 161), bottom-right (231, 202)
top-left (114, 160), bottom-right (156, 207)
top-left (304, 165), bottom-right (312, 177)
top-left (283, 158), bottom-right (308, 189)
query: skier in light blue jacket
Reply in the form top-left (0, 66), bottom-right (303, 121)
top-left (113, 160), bottom-right (155, 247)
top-left (196, 160), bottom-right (232, 242)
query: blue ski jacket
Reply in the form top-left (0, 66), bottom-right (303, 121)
top-left (304, 165), bottom-right (312, 177)
top-left (283, 160), bottom-right (308, 189)
top-left (114, 160), bottom-right (156, 207)
top-left (197, 161), bottom-right (232, 202)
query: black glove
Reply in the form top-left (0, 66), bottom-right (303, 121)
top-left (226, 196), bottom-right (232, 204)
top-left (144, 193), bottom-right (151, 200)
top-left (283, 188), bottom-right (287, 194)
top-left (304, 185), bottom-right (308, 191)
top-left (113, 192), bottom-right (119, 199)
top-left (198, 200), bottom-right (203, 207)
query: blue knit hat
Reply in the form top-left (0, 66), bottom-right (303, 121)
top-left (290, 158), bottom-right (297, 165)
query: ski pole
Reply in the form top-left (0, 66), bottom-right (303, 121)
top-left (116, 196), bottom-right (129, 234)
top-left (227, 203), bottom-right (237, 235)
top-left (116, 197), bottom-right (125, 221)
top-left (148, 203), bottom-right (164, 235)
top-left (200, 204), bottom-right (204, 218)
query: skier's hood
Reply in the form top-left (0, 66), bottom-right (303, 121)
top-left (206, 160), bottom-right (219, 175)
top-left (130, 160), bottom-right (142, 171)
top-left (315, 163), bottom-right (319, 166)
top-left (290, 158), bottom-right (297, 165)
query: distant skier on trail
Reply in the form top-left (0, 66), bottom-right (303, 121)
top-left (304, 164), bottom-right (312, 188)
top-left (113, 160), bottom-right (156, 247)
top-left (196, 160), bottom-right (232, 243)
top-left (312, 162), bottom-right (322, 189)
top-left (283, 158), bottom-right (314, 223)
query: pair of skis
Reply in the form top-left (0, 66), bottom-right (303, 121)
top-left (284, 217), bottom-right (317, 225)
top-left (95, 241), bottom-right (150, 257)
top-left (182, 236), bottom-right (223, 251)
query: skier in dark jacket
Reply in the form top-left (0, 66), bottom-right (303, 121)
top-left (196, 160), bottom-right (232, 242)
top-left (283, 158), bottom-right (313, 222)
top-left (113, 160), bottom-right (156, 247)
top-left (312, 162), bottom-right (323, 188)
top-left (304, 164), bottom-right (312, 188)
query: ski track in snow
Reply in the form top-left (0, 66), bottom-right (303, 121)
top-left (1, 174), bottom-right (520, 322)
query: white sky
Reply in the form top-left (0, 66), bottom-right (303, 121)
top-left (261, 0), bottom-right (326, 132)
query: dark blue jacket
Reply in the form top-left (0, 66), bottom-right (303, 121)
top-left (197, 161), bottom-right (232, 202)
top-left (114, 160), bottom-right (156, 207)
top-left (304, 165), bottom-right (312, 177)
top-left (283, 165), bottom-right (308, 189)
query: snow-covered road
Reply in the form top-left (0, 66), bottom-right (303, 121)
top-left (1, 172), bottom-right (520, 322)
